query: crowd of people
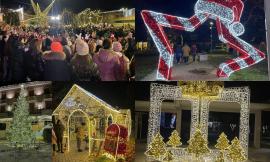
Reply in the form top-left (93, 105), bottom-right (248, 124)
top-left (0, 23), bottom-right (135, 81)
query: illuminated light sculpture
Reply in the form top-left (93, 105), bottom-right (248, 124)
top-left (25, 0), bottom-right (55, 27)
top-left (52, 84), bottom-right (132, 156)
top-left (141, 0), bottom-right (266, 80)
top-left (147, 82), bottom-right (250, 160)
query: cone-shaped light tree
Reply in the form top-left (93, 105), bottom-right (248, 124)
top-left (186, 127), bottom-right (210, 158)
top-left (6, 85), bottom-right (35, 149)
top-left (145, 132), bottom-right (167, 161)
top-left (215, 132), bottom-right (230, 162)
top-left (163, 150), bottom-right (174, 162)
top-left (227, 137), bottom-right (247, 162)
top-left (167, 130), bottom-right (182, 148)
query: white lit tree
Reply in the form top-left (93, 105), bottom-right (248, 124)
top-left (7, 85), bottom-right (35, 149)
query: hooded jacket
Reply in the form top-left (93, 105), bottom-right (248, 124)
top-left (93, 49), bottom-right (121, 81)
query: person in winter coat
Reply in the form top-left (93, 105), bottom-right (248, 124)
top-left (191, 43), bottom-right (198, 62)
top-left (8, 35), bottom-right (26, 81)
top-left (182, 43), bottom-right (191, 64)
top-left (24, 38), bottom-right (44, 80)
top-left (55, 120), bottom-right (65, 153)
top-left (93, 39), bottom-right (121, 81)
top-left (70, 39), bottom-right (100, 81)
top-left (61, 37), bottom-right (72, 62)
top-left (174, 44), bottom-right (183, 64)
top-left (112, 41), bottom-right (129, 80)
top-left (88, 41), bottom-right (96, 57)
top-left (42, 41), bottom-right (71, 81)
top-left (76, 122), bottom-right (87, 152)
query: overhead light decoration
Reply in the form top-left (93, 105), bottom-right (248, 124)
top-left (180, 81), bottom-right (224, 99)
top-left (141, 0), bottom-right (266, 80)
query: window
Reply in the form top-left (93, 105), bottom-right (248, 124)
top-left (0, 123), bottom-right (6, 130)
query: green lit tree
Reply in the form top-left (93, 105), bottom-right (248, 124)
top-left (6, 85), bottom-right (35, 149)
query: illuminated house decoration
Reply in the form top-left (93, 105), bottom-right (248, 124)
top-left (52, 84), bottom-right (131, 156)
top-left (147, 82), bottom-right (250, 160)
top-left (141, 0), bottom-right (266, 80)
top-left (24, 0), bottom-right (55, 27)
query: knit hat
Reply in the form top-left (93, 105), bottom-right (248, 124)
top-left (112, 41), bottom-right (122, 52)
top-left (51, 41), bottom-right (63, 53)
top-left (76, 39), bottom-right (89, 56)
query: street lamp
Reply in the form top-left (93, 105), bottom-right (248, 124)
top-left (210, 21), bottom-right (214, 53)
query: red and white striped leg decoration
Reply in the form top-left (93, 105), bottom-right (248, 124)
top-left (141, 10), bottom-right (209, 80)
top-left (216, 19), bottom-right (266, 77)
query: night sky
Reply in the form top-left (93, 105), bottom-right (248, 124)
top-left (2, 0), bottom-right (133, 13)
top-left (52, 82), bottom-right (135, 110)
top-left (135, 82), bottom-right (270, 103)
top-left (136, 0), bottom-right (266, 41)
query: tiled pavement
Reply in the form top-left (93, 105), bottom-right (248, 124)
top-left (52, 140), bottom-right (93, 162)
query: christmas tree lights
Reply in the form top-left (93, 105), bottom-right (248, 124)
top-left (186, 126), bottom-right (210, 158)
top-left (148, 83), bottom-right (250, 158)
top-left (141, 0), bottom-right (265, 80)
top-left (215, 132), bottom-right (230, 162)
top-left (6, 85), bottom-right (35, 149)
top-left (145, 132), bottom-right (167, 161)
top-left (215, 132), bottom-right (230, 151)
top-left (167, 130), bottom-right (182, 148)
top-left (227, 137), bottom-right (247, 162)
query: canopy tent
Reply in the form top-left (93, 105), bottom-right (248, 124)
top-left (52, 84), bottom-right (131, 155)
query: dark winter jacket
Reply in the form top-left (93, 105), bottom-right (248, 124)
top-left (9, 36), bottom-right (26, 81)
top-left (24, 50), bottom-right (45, 80)
top-left (42, 51), bottom-right (71, 81)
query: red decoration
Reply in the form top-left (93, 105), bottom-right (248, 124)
top-left (104, 124), bottom-right (128, 157)
top-left (141, 0), bottom-right (265, 80)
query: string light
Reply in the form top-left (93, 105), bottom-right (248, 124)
top-left (141, 0), bottom-right (265, 80)
top-left (52, 84), bottom-right (132, 155)
top-left (148, 82), bottom-right (250, 159)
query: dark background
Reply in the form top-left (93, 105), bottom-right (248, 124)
top-left (135, 81), bottom-right (270, 103)
top-left (1, 0), bottom-right (133, 13)
top-left (52, 82), bottom-right (135, 110)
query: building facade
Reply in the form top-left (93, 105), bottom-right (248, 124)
top-left (0, 81), bottom-right (52, 117)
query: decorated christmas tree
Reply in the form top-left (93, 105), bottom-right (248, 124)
top-left (215, 132), bottom-right (230, 162)
top-left (145, 132), bottom-right (167, 160)
top-left (6, 85), bottom-right (35, 149)
top-left (167, 130), bottom-right (182, 148)
top-left (227, 137), bottom-right (246, 162)
top-left (186, 127), bottom-right (210, 158)
top-left (163, 150), bottom-right (174, 162)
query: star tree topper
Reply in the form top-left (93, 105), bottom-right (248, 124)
top-left (141, 0), bottom-right (266, 80)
